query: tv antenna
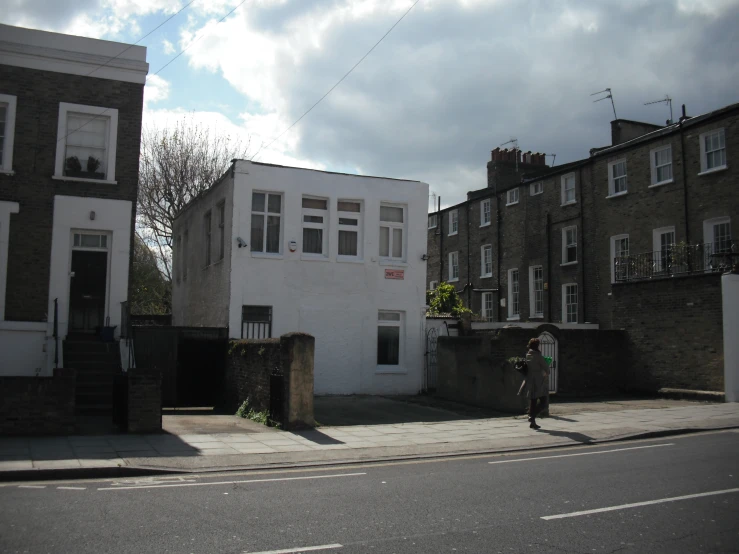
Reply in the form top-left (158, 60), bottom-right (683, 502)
top-left (644, 94), bottom-right (673, 124)
top-left (591, 88), bottom-right (618, 120)
top-left (500, 137), bottom-right (519, 172)
top-left (547, 153), bottom-right (557, 167)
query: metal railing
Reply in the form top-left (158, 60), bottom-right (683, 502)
top-left (614, 241), bottom-right (737, 283)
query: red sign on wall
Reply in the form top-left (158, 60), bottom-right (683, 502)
top-left (385, 269), bottom-right (405, 280)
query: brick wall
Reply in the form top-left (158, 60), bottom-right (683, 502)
top-left (0, 65), bottom-right (144, 321)
top-left (612, 274), bottom-right (724, 392)
top-left (0, 368), bottom-right (75, 435)
top-left (126, 369), bottom-right (162, 433)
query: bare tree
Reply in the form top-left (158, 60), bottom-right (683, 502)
top-left (137, 117), bottom-right (250, 280)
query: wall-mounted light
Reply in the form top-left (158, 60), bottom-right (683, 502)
top-left (236, 237), bottom-right (247, 248)
top-left (89, 211), bottom-right (96, 221)
top-left (421, 254), bottom-right (429, 261)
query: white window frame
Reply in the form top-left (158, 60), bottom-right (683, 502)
top-left (562, 226), bottom-right (577, 265)
top-left (0, 94), bottom-right (18, 174)
top-left (650, 145), bottom-right (673, 187)
top-left (481, 292), bottom-right (494, 322)
top-left (481, 244), bottom-right (493, 278)
top-left (53, 102), bottom-right (118, 184)
top-left (610, 234), bottom-right (630, 284)
top-left (251, 191), bottom-right (283, 256)
top-left (301, 196), bottom-right (329, 258)
top-left (703, 217), bottom-right (732, 254)
top-left (182, 229), bottom-right (189, 281)
top-left (652, 226), bottom-right (676, 273)
top-left (562, 283), bottom-right (578, 324)
top-left (607, 159), bottom-right (628, 197)
top-left (507, 268), bottom-right (520, 320)
top-left (203, 209), bottom-right (212, 267)
top-left (699, 128), bottom-right (727, 175)
top-left (480, 199), bottom-right (491, 227)
top-left (217, 201), bottom-right (226, 261)
top-left (449, 209), bottom-right (459, 236)
top-left (530, 181), bottom-right (543, 196)
top-left (428, 214), bottom-right (437, 229)
top-left (506, 188), bottom-right (519, 206)
top-left (529, 265), bottom-right (543, 318)
top-left (429, 281), bottom-right (438, 291)
top-left (448, 251), bottom-right (459, 282)
top-left (561, 173), bottom-right (576, 205)
top-left (377, 310), bottom-right (404, 372)
top-left (0, 201), bottom-right (20, 320)
top-left (379, 203), bottom-right (406, 262)
top-left (337, 199), bottom-right (363, 261)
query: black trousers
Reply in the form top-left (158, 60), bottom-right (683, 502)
top-left (529, 396), bottom-right (548, 421)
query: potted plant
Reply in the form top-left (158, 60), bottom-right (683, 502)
top-left (64, 155), bottom-right (105, 179)
top-left (86, 156), bottom-right (105, 179)
top-left (64, 155), bottom-right (83, 177)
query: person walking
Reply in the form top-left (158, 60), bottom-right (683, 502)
top-left (521, 338), bottom-right (550, 430)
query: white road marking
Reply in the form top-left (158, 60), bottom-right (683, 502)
top-left (542, 488), bottom-right (739, 520)
top-left (57, 486), bottom-right (86, 490)
top-left (98, 472), bottom-right (366, 491)
top-left (18, 485), bottom-right (46, 489)
top-left (243, 544), bottom-right (342, 554)
top-left (488, 443), bottom-right (673, 464)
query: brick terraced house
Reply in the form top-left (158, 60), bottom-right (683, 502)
top-left (427, 101), bottom-right (738, 392)
top-left (0, 25), bottom-right (148, 412)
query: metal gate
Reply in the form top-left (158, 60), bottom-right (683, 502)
top-left (425, 327), bottom-right (438, 391)
top-left (538, 331), bottom-right (558, 393)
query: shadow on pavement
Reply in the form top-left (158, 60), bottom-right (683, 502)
top-left (547, 415), bottom-right (579, 422)
top-left (291, 429), bottom-right (344, 445)
top-left (535, 429), bottom-right (594, 444)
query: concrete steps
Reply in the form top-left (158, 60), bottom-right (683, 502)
top-left (64, 336), bottom-right (121, 416)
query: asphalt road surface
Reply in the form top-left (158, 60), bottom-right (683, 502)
top-left (1, 430), bottom-right (738, 553)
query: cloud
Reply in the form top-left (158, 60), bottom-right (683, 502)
top-left (162, 38), bottom-right (175, 54)
top-left (143, 75), bottom-right (170, 106)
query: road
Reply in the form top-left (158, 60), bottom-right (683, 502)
top-left (1, 430), bottom-right (738, 553)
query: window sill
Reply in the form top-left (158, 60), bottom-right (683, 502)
top-left (379, 259), bottom-right (407, 267)
top-left (52, 175), bottom-right (117, 185)
top-left (428, 226), bottom-right (437, 231)
top-left (649, 179), bottom-right (673, 188)
top-left (251, 252), bottom-right (284, 260)
top-left (561, 200), bottom-right (577, 207)
top-left (300, 255), bottom-right (330, 262)
top-left (530, 315), bottom-right (544, 319)
top-left (530, 191), bottom-right (543, 197)
top-left (606, 191), bottom-right (628, 199)
top-left (448, 232), bottom-right (458, 237)
top-left (480, 274), bottom-right (493, 279)
top-left (506, 316), bottom-right (520, 321)
top-left (337, 257), bottom-right (365, 264)
top-left (0, 169), bottom-right (15, 176)
top-left (480, 222), bottom-right (491, 228)
top-left (698, 165), bottom-right (728, 177)
top-left (506, 201), bottom-right (519, 207)
top-left (448, 278), bottom-right (459, 283)
top-left (376, 367), bottom-right (408, 375)
top-left (560, 261), bottom-right (578, 267)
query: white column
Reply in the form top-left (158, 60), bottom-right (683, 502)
top-left (723, 273), bottom-right (739, 402)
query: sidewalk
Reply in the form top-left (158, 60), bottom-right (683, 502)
top-left (1, 402), bottom-right (738, 481)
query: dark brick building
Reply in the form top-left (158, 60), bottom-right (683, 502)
top-left (0, 24), bottom-right (148, 377)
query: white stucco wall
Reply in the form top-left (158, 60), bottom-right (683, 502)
top-left (723, 273), bottom-right (739, 402)
top-left (46, 195), bottom-right (132, 373)
top-left (226, 161), bottom-right (429, 395)
top-left (0, 322), bottom-right (46, 376)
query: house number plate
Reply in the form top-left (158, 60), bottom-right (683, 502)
top-left (385, 269), bottom-right (405, 280)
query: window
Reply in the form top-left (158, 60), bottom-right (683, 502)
top-left (338, 200), bottom-right (362, 258)
top-left (529, 266), bottom-right (543, 317)
top-left (379, 204), bottom-right (406, 261)
top-left (54, 103), bottom-right (119, 182)
top-left (481, 244), bottom-right (493, 277)
top-left (507, 268), bottom-right (519, 319)
top-left (480, 199), bottom-right (491, 226)
top-left (608, 159), bottom-right (627, 196)
top-left (700, 129), bottom-right (726, 173)
top-left (561, 173), bottom-right (576, 205)
top-left (175, 234), bottom-right (182, 283)
top-left (562, 284), bottom-right (578, 323)
top-left (241, 305), bottom-right (272, 339)
top-left (429, 281), bottom-right (438, 291)
top-left (449, 251), bottom-right (459, 282)
top-left (530, 181), bottom-right (543, 196)
top-left (301, 196), bottom-right (328, 256)
top-left (203, 210), bottom-right (212, 266)
top-left (377, 311), bottom-right (403, 367)
top-left (449, 210), bottom-right (458, 236)
top-left (562, 226), bottom-right (577, 264)
top-left (703, 218), bottom-right (733, 268)
top-left (251, 192), bottom-right (282, 254)
top-left (428, 214), bottom-right (437, 229)
top-left (507, 188), bottom-right (519, 205)
top-left (650, 145), bottom-right (673, 186)
top-left (183, 229), bottom-right (189, 281)
top-left (653, 226), bottom-right (675, 273)
top-left (0, 94), bottom-right (17, 173)
top-left (610, 234), bottom-right (630, 283)
top-left (217, 202), bottom-right (226, 261)
top-left (481, 292), bottom-right (494, 322)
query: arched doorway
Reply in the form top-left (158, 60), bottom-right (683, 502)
top-left (538, 331), bottom-right (558, 393)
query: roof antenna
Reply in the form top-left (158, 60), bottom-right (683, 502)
top-left (547, 153), bottom-right (557, 167)
top-left (644, 94), bottom-right (673, 124)
top-left (500, 137), bottom-right (519, 172)
top-left (591, 88), bottom-right (618, 120)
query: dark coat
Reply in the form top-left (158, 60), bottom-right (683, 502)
top-left (523, 349), bottom-right (549, 399)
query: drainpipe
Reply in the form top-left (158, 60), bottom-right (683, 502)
top-left (496, 187), bottom-right (502, 322)
top-left (466, 204), bottom-right (471, 308)
top-left (679, 104), bottom-right (691, 246)
top-left (546, 212), bottom-right (552, 321)
top-left (578, 166), bottom-right (587, 322)
top-left (438, 197), bottom-right (443, 283)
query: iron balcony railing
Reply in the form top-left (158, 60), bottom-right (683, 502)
top-left (614, 240), bottom-right (737, 283)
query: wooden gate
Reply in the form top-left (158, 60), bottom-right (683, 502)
top-left (538, 331), bottom-right (558, 394)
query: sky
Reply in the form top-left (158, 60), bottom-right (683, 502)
top-left (2, 0), bottom-right (738, 209)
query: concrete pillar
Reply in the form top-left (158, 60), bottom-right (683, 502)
top-left (723, 273), bottom-right (739, 402)
top-left (280, 333), bottom-right (315, 430)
